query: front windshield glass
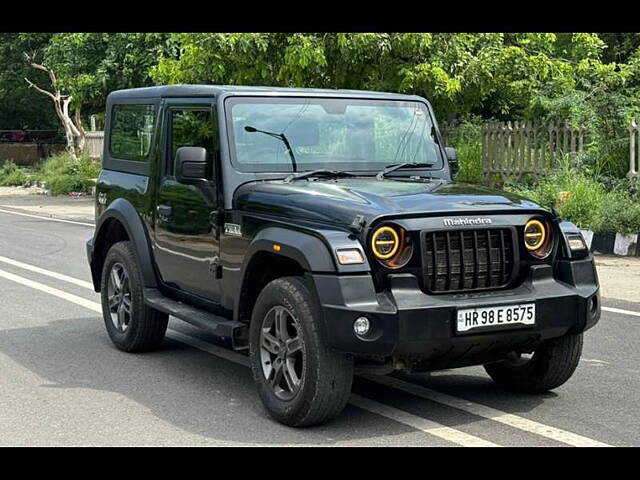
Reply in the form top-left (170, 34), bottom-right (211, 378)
top-left (225, 97), bottom-right (443, 173)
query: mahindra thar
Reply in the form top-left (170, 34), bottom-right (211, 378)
top-left (86, 85), bottom-right (600, 426)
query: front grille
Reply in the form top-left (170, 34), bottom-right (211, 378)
top-left (422, 228), bottom-right (515, 293)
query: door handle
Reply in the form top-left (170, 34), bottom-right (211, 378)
top-left (157, 204), bottom-right (172, 219)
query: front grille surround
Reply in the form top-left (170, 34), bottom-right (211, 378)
top-left (420, 227), bottom-right (519, 294)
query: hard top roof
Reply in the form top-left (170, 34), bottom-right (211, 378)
top-left (106, 84), bottom-right (425, 102)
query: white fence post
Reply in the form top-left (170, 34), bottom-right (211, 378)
top-left (84, 131), bottom-right (104, 160)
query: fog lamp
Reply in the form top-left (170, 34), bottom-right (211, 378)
top-left (353, 317), bottom-right (370, 337)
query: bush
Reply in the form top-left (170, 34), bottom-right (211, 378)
top-left (507, 168), bottom-right (640, 234)
top-left (38, 153), bottom-right (100, 195)
top-left (0, 161), bottom-right (30, 186)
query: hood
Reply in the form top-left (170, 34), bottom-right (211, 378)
top-left (234, 177), bottom-right (548, 228)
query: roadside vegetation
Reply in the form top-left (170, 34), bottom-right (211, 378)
top-left (0, 154), bottom-right (100, 195)
top-left (3, 33), bottom-right (640, 231)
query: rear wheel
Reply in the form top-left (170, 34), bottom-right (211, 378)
top-left (249, 276), bottom-right (354, 427)
top-left (484, 332), bottom-right (583, 393)
top-left (100, 241), bottom-right (168, 352)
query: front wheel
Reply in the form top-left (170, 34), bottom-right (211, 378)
top-left (249, 277), bottom-right (354, 427)
top-left (484, 332), bottom-right (583, 393)
top-left (100, 241), bottom-right (168, 352)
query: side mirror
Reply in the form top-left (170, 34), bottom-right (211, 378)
top-left (175, 147), bottom-right (207, 183)
top-left (445, 147), bottom-right (459, 176)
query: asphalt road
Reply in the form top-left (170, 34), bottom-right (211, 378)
top-left (0, 207), bottom-right (638, 446)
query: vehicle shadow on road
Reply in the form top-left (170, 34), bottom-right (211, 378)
top-left (0, 316), bottom-right (420, 445)
top-left (0, 315), bottom-right (550, 445)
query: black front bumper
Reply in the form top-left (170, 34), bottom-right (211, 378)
top-left (313, 257), bottom-right (600, 368)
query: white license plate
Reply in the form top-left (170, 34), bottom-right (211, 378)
top-left (456, 303), bottom-right (535, 333)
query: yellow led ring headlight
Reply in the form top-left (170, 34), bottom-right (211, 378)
top-left (524, 219), bottom-right (546, 251)
top-left (371, 226), bottom-right (399, 260)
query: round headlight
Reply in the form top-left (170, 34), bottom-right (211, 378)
top-left (370, 225), bottom-right (413, 268)
top-left (371, 226), bottom-right (399, 260)
top-left (524, 218), bottom-right (552, 258)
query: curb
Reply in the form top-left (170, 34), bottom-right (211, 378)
top-left (580, 229), bottom-right (640, 256)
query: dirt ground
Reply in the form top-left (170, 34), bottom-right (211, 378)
top-left (0, 186), bottom-right (94, 223)
top-left (0, 186), bottom-right (636, 303)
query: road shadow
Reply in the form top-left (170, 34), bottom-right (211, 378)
top-left (0, 316), bottom-right (420, 445)
top-left (0, 314), bottom-right (556, 445)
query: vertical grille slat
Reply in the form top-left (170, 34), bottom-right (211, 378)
top-left (445, 231), bottom-right (452, 291)
top-left (423, 228), bottom-right (515, 293)
top-left (472, 231), bottom-right (479, 289)
top-left (485, 229), bottom-right (492, 288)
top-left (499, 229), bottom-right (507, 284)
top-left (459, 231), bottom-right (465, 290)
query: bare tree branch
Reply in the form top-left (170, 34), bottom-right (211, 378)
top-left (23, 77), bottom-right (57, 101)
top-left (23, 51), bottom-right (85, 159)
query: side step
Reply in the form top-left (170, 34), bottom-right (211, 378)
top-left (144, 288), bottom-right (248, 350)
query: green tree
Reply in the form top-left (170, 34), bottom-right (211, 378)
top-left (0, 33), bottom-right (56, 129)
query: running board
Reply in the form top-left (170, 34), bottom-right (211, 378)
top-left (144, 288), bottom-right (248, 350)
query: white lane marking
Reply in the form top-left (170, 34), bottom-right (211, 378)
top-left (582, 358), bottom-right (609, 365)
top-left (362, 374), bottom-right (611, 447)
top-left (348, 394), bottom-right (498, 447)
top-left (0, 255), bottom-right (94, 290)
top-left (0, 262), bottom-right (617, 446)
top-left (0, 268), bottom-right (101, 313)
top-left (602, 306), bottom-right (640, 318)
top-left (0, 268), bottom-right (499, 446)
top-left (0, 207), bottom-right (94, 227)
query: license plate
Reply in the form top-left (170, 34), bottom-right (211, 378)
top-left (456, 303), bottom-right (535, 333)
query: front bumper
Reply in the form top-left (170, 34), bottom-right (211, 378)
top-left (313, 257), bottom-right (600, 368)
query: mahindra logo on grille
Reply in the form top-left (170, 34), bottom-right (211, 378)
top-left (443, 217), bottom-right (492, 227)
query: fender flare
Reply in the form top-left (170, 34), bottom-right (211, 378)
top-left (242, 227), bottom-right (337, 274)
top-left (92, 198), bottom-right (157, 289)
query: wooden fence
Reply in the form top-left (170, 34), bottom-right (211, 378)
top-left (482, 122), bottom-right (586, 180)
top-left (84, 131), bottom-right (104, 159)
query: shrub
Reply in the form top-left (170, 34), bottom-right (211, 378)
top-left (591, 192), bottom-right (640, 234)
top-left (38, 153), bottom-right (101, 196)
top-left (0, 161), bottom-right (30, 186)
top-left (507, 168), bottom-right (640, 234)
top-left (507, 169), bottom-right (607, 231)
top-left (442, 119), bottom-right (483, 183)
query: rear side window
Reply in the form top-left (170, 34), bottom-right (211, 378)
top-left (109, 104), bottom-right (156, 161)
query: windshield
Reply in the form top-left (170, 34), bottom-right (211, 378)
top-left (225, 97), bottom-right (444, 173)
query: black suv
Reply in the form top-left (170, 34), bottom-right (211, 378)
top-left (87, 85), bottom-right (600, 427)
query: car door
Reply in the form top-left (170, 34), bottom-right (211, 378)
top-left (152, 99), bottom-right (221, 302)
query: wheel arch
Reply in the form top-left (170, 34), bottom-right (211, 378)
top-left (233, 227), bottom-right (338, 324)
top-left (89, 198), bottom-right (157, 292)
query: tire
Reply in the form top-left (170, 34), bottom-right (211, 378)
top-left (249, 276), bottom-right (354, 427)
top-left (100, 241), bottom-right (168, 352)
top-left (484, 332), bottom-right (583, 393)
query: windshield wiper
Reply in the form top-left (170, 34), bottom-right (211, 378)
top-left (376, 162), bottom-right (435, 180)
top-left (244, 125), bottom-right (297, 172)
top-left (284, 169), bottom-right (355, 183)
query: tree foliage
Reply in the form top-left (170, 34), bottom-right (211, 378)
top-left (6, 32), bottom-right (640, 176)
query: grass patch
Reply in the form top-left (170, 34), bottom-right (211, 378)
top-left (0, 161), bottom-right (31, 186)
top-left (506, 169), bottom-right (640, 234)
top-left (38, 153), bottom-right (101, 195)
top-left (0, 153), bottom-right (100, 195)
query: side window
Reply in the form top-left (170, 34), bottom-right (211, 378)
top-left (110, 104), bottom-right (156, 161)
top-left (169, 109), bottom-right (214, 176)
